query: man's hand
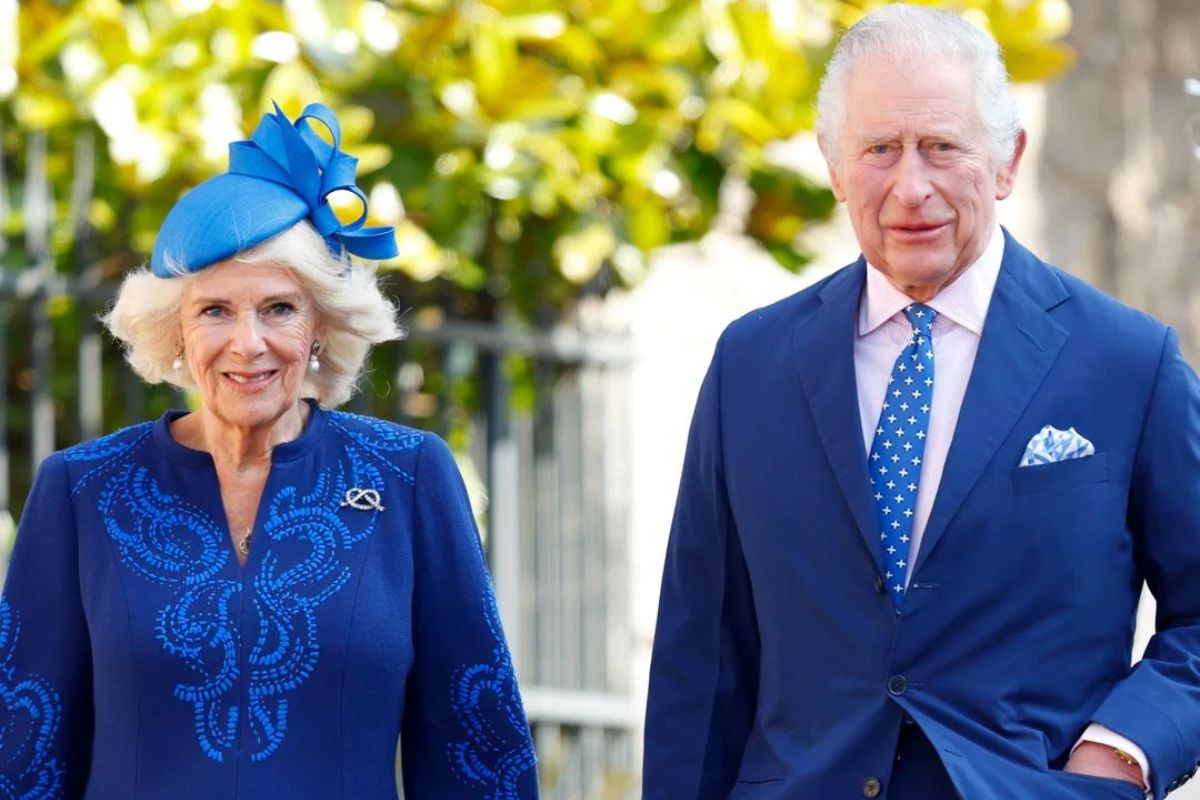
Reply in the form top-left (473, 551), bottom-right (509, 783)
top-left (1065, 741), bottom-right (1146, 789)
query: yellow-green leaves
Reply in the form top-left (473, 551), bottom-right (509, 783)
top-left (3, 0), bottom-right (1073, 319)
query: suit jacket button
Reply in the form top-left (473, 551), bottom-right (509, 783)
top-left (874, 574), bottom-right (886, 594)
top-left (887, 674), bottom-right (908, 696)
top-left (862, 777), bottom-right (882, 797)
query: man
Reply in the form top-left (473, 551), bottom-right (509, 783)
top-left (643, 5), bottom-right (1200, 799)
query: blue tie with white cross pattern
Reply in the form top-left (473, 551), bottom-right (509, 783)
top-left (868, 303), bottom-right (936, 608)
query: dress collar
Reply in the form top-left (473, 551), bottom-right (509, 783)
top-left (152, 397), bottom-right (328, 468)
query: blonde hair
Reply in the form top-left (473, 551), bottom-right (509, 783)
top-left (104, 222), bottom-right (403, 407)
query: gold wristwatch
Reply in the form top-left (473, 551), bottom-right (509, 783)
top-left (1110, 746), bottom-right (1139, 770)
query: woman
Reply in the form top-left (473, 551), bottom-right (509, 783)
top-left (0, 103), bottom-right (538, 799)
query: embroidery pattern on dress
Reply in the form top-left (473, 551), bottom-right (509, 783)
top-left (329, 412), bottom-right (422, 484)
top-left (62, 422), bottom-right (152, 499)
top-left (247, 464), bottom-right (368, 761)
top-left (0, 599), bottom-right (66, 799)
top-left (447, 585), bottom-right (537, 798)
top-left (99, 462), bottom-right (240, 759)
top-left (97, 413), bottom-right (422, 762)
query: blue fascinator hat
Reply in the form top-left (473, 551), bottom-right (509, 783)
top-left (151, 101), bottom-right (398, 277)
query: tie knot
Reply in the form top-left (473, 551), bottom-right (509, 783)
top-left (903, 303), bottom-right (935, 333)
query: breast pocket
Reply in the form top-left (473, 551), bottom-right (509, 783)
top-left (1009, 452), bottom-right (1110, 496)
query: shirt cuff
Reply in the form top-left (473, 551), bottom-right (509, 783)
top-left (1074, 723), bottom-right (1151, 790)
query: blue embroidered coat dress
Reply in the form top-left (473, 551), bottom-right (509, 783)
top-left (0, 402), bottom-right (538, 799)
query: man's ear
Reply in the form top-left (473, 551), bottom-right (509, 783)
top-left (829, 165), bottom-right (846, 202)
top-left (819, 137), bottom-right (847, 202)
top-left (995, 129), bottom-right (1028, 200)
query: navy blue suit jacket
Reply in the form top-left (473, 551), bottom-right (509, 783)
top-left (644, 232), bottom-right (1200, 800)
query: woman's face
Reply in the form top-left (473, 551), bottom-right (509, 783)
top-left (179, 260), bottom-right (320, 432)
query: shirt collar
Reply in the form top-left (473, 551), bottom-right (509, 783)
top-left (858, 223), bottom-right (1005, 337)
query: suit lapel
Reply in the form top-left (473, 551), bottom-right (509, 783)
top-left (914, 233), bottom-right (1071, 573)
top-left (793, 260), bottom-right (884, 572)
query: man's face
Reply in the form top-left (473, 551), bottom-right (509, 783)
top-left (826, 56), bottom-right (1025, 301)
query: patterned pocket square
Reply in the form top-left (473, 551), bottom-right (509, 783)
top-left (1020, 425), bottom-right (1096, 467)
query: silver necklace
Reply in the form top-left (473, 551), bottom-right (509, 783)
top-left (226, 506), bottom-right (255, 557)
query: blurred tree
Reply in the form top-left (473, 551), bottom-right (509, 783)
top-left (1038, 0), bottom-right (1200, 359)
top-left (0, 0), bottom-right (1076, 503)
top-left (2, 0), bottom-right (1074, 324)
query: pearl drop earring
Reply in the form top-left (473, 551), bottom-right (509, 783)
top-left (309, 341), bottom-right (321, 373)
top-left (172, 355), bottom-right (184, 371)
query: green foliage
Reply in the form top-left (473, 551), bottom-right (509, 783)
top-left (0, 0), bottom-right (1073, 508)
top-left (3, 0), bottom-right (1074, 321)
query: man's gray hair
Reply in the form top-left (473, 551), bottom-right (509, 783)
top-left (816, 3), bottom-right (1022, 167)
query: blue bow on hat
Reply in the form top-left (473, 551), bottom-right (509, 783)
top-left (152, 101), bottom-right (398, 277)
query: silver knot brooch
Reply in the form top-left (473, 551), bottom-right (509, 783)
top-left (340, 487), bottom-right (385, 512)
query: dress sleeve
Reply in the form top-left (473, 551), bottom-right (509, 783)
top-left (399, 433), bottom-right (538, 798)
top-left (0, 452), bottom-right (93, 798)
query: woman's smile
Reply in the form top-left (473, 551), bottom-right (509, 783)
top-left (179, 260), bottom-right (319, 436)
